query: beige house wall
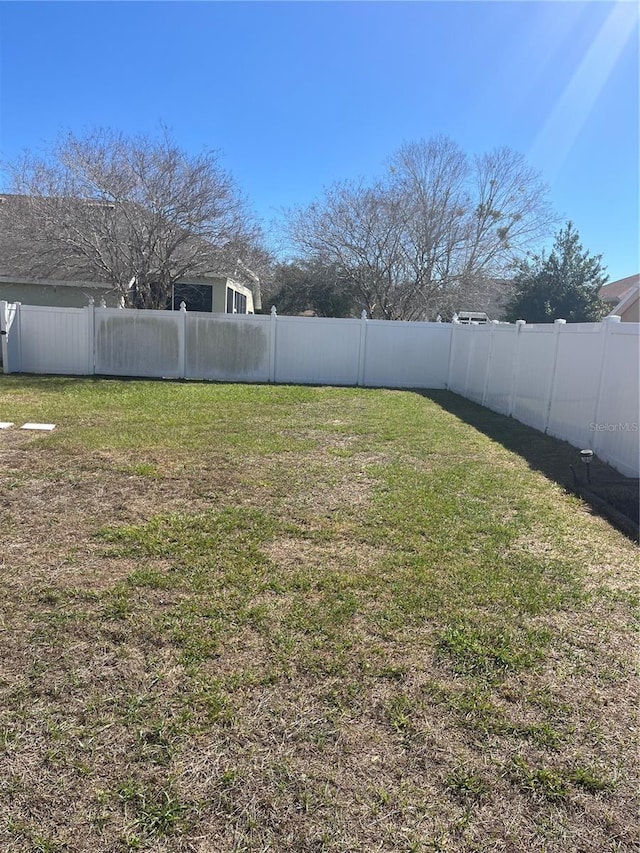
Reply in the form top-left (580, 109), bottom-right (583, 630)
top-left (0, 275), bottom-right (256, 314)
top-left (0, 277), bottom-right (116, 307)
top-left (622, 298), bottom-right (639, 322)
top-left (212, 281), bottom-right (227, 313)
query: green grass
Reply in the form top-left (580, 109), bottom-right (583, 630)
top-left (0, 375), bottom-right (637, 853)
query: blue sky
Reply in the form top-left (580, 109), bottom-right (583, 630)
top-left (0, 1), bottom-right (637, 282)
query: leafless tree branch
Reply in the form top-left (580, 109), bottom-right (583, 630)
top-left (1, 128), bottom-right (263, 309)
top-left (285, 136), bottom-right (555, 319)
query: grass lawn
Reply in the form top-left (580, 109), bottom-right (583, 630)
top-left (0, 376), bottom-right (637, 853)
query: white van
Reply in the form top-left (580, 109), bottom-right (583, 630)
top-left (456, 311), bottom-right (490, 324)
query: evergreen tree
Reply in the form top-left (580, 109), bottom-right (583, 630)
top-left (503, 222), bottom-right (608, 323)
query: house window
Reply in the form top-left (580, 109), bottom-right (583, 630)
top-left (225, 287), bottom-right (247, 313)
top-left (173, 283), bottom-right (213, 312)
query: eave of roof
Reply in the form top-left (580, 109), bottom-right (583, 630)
top-left (607, 284), bottom-right (639, 317)
top-left (0, 275), bottom-right (111, 290)
top-left (599, 273), bottom-right (640, 303)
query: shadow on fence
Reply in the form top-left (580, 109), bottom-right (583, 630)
top-left (420, 390), bottom-right (639, 540)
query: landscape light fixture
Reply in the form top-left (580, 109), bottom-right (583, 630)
top-left (580, 449), bottom-right (594, 484)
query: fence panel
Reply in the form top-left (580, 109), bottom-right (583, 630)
top-left (363, 320), bottom-right (450, 388)
top-left (17, 305), bottom-right (90, 375)
top-left (274, 316), bottom-right (361, 386)
top-left (511, 325), bottom-right (556, 431)
top-left (185, 313), bottom-right (271, 382)
top-left (447, 324), bottom-right (473, 395)
top-left (592, 322), bottom-right (640, 477)
top-left (546, 323), bottom-right (604, 449)
top-left (483, 324), bottom-right (518, 415)
top-left (94, 308), bottom-right (183, 378)
top-left (463, 325), bottom-right (493, 404)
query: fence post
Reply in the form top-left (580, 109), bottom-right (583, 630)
top-left (446, 317), bottom-right (460, 391)
top-left (0, 301), bottom-right (8, 373)
top-left (269, 306), bottom-right (277, 383)
top-left (543, 318), bottom-right (566, 434)
top-left (508, 320), bottom-right (526, 417)
top-left (357, 310), bottom-right (367, 386)
top-left (86, 299), bottom-right (96, 375)
top-left (1, 302), bottom-right (22, 374)
top-left (178, 301), bottom-right (187, 379)
top-left (15, 303), bottom-right (22, 374)
top-left (591, 315), bottom-right (621, 455)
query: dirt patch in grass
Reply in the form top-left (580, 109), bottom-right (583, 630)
top-left (0, 441), bottom-right (238, 587)
top-left (263, 536), bottom-right (384, 579)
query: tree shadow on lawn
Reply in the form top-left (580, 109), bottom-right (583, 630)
top-left (419, 390), bottom-right (639, 540)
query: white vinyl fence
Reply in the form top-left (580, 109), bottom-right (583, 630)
top-left (0, 303), bottom-right (453, 390)
top-left (1, 301), bottom-right (638, 477)
top-left (447, 317), bottom-right (639, 478)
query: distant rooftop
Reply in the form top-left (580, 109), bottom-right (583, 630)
top-left (599, 273), bottom-right (640, 304)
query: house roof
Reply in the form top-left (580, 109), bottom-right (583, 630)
top-left (599, 273), bottom-right (640, 304)
top-left (0, 193), bottom-right (111, 282)
top-left (607, 284), bottom-right (639, 320)
top-left (0, 275), bottom-right (111, 291)
top-left (0, 193), bottom-right (241, 287)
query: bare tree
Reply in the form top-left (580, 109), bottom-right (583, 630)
top-left (1, 128), bottom-right (262, 308)
top-left (287, 180), bottom-right (409, 319)
top-left (285, 136), bottom-right (555, 320)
